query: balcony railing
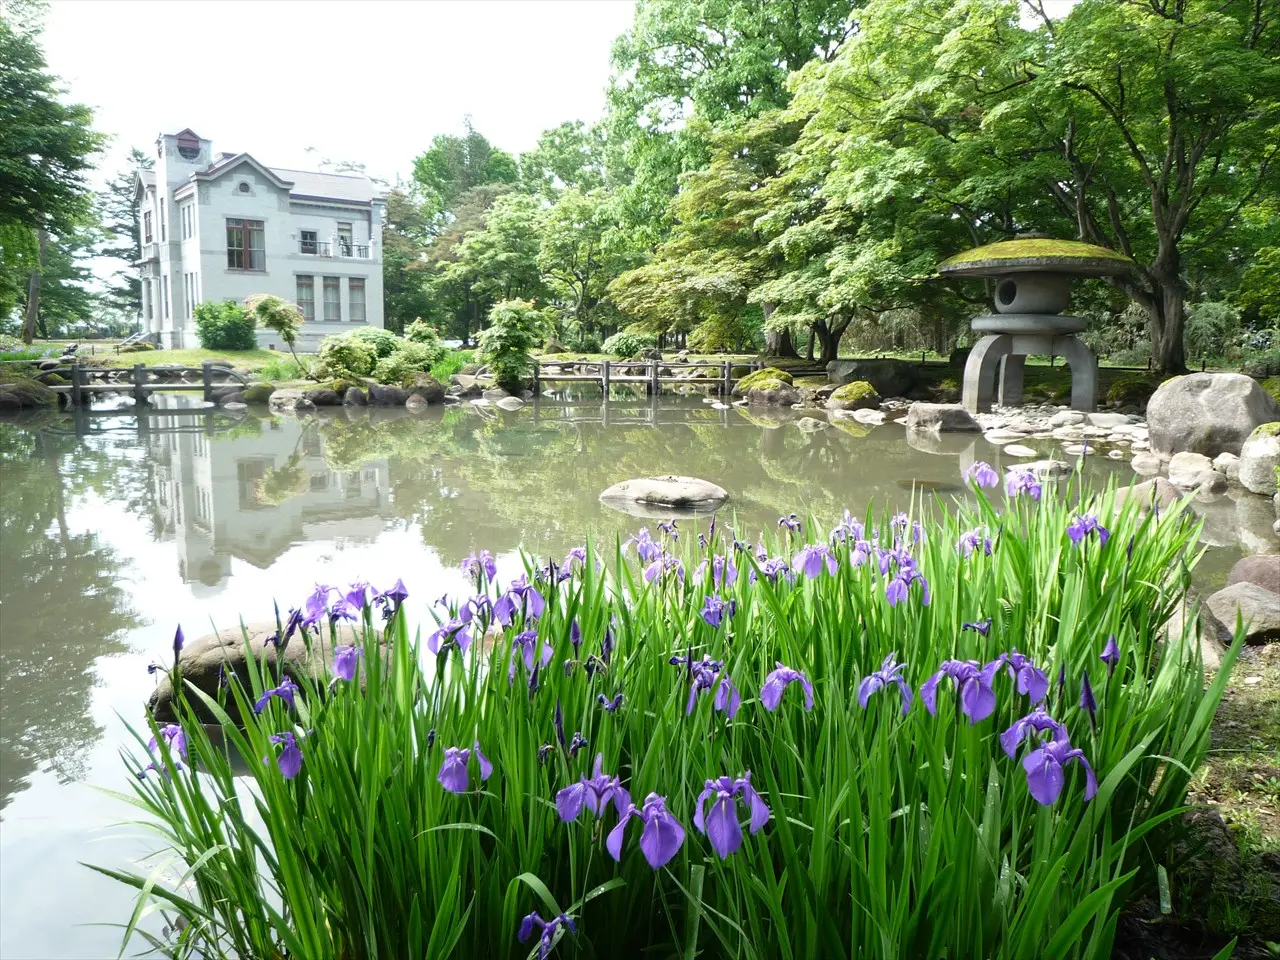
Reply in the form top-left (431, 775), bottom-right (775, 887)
top-left (298, 240), bottom-right (371, 259)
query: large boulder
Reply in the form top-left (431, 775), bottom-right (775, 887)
top-left (1112, 476), bottom-right (1181, 515)
top-left (217, 390), bottom-right (246, 406)
top-left (1147, 373), bottom-right (1280, 458)
top-left (827, 358), bottom-right (918, 397)
top-left (450, 374), bottom-right (485, 399)
top-left (408, 373), bottom-right (446, 405)
top-left (304, 388), bottom-right (342, 407)
top-left (732, 367), bottom-right (793, 397)
top-left (148, 623), bottom-right (382, 723)
top-left (0, 379), bottom-right (56, 409)
top-left (1227, 554), bottom-right (1280, 595)
top-left (746, 379), bottom-right (802, 406)
top-left (599, 475), bottom-right (728, 514)
top-left (269, 388), bottom-right (305, 412)
top-left (242, 382), bottom-right (275, 404)
top-left (904, 402), bottom-right (982, 433)
top-left (825, 380), bottom-right (881, 411)
top-left (367, 384), bottom-right (410, 407)
top-left (1202, 582), bottom-right (1280, 644)
top-left (1238, 422), bottom-right (1280, 496)
top-left (343, 386), bottom-right (366, 406)
top-left (495, 396), bottom-right (525, 411)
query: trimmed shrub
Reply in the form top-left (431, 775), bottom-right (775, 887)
top-left (478, 300), bottom-right (543, 392)
top-left (194, 302), bottom-right (257, 350)
top-left (404, 320), bottom-right (443, 349)
top-left (317, 335), bottom-right (376, 380)
top-left (602, 331), bottom-right (656, 359)
top-left (373, 342), bottom-right (445, 385)
top-left (347, 326), bottom-right (401, 359)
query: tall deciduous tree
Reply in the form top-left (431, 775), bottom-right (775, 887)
top-left (411, 118), bottom-right (519, 224)
top-left (538, 188), bottom-right (634, 336)
top-left (381, 188), bottom-right (435, 334)
top-left (520, 121), bottom-right (606, 196)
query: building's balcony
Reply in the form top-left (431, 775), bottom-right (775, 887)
top-left (298, 240), bottom-right (372, 259)
top-left (135, 242), bottom-right (160, 264)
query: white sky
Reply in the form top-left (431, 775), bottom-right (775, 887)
top-left (41, 0), bottom-right (639, 189)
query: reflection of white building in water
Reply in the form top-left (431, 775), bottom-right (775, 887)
top-left (146, 416), bottom-right (391, 590)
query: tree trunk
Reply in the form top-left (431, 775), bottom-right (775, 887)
top-left (814, 323), bottom-right (839, 364)
top-left (761, 303), bottom-right (798, 358)
top-left (1150, 281), bottom-right (1188, 375)
top-left (805, 327), bottom-right (816, 361)
top-left (21, 229), bottom-right (47, 344)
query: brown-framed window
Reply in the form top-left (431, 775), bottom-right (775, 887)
top-left (226, 217), bottom-right (265, 270)
top-left (296, 275), bottom-right (315, 322)
top-left (348, 278), bottom-right (365, 322)
top-left (300, 230), bottom-right (317, 254)
top-left (143, 211), bottom-right (153, 244)
top-left (323, 277), bottom-right (341, 321)
top-left (337, 222), bottom-right (353, 256)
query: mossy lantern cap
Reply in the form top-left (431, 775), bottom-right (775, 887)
top-left (937, 239), bottom-right (1134, 278)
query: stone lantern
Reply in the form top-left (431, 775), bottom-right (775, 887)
top-left (937, 238), bottom-right (1133, 412)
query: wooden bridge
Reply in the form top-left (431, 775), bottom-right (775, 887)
top-left (41, 361), bottom-right (250, 405)
top-left (534, 358), bottom-right (766, 395)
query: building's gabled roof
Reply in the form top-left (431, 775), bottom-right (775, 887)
top-left (191, 152), bottom-right (295, 191)
top-left (133, 168), bottom-right (156, 200)
top-left (268, 167), bottom-right (377, 204)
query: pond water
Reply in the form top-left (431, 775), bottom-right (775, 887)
top-left (0, 395), bottom-right (1270, 958)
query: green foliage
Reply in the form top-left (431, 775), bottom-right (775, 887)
top-left (316, 335), bottom-right (376, 380)
top-left (428, 349), bottom-right (473, 383)
top-left (411, 119), bottom-right (520, 223)
top-left (1237, 246), bottom-right (1280, 322)
top-left (600, 330), bottom-right (656, 358)
top-left (98, 147), bottom-right (152, 318)
top-left (735, 366), bottom-right (794, 392)
top-left (345, 325), bottom-right (400, 359)
top-left (100, 485), bottom-right (1239, 959)
top-left (477, 299), bottom-right (543, 392)
top-left (257, 356), bottom-right (305, 381)
top-left (1260, 377), bottom-right (1280, 403)
top-left (247, 295), bottom-right (302, 346)
top-left (403, 319), bottom-right (442, 346)
top-left (1184, 301), bottom-right (1242, 361)
top-left (372, 342), bottom-right (446, 385)
top-left (193, 301), bottom-right (257, 351)
top-left (118, 342), bottom-right (155, 353)
top-left (1106, 374), bottom-right (1160, 407)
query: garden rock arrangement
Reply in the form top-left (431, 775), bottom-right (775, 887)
top-left (599, 475), bottom-right (728, 513)
top-left (1239, 423), bottom-right (1280, 496)
top-left (904, 403), bottom-right (982, 433)
top-left (1147, 373), bottom-right (1280, 458)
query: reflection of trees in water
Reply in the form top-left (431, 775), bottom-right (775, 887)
top-left (314, 405), bottom-right (973, 567)
top-left (0, 422), bottom-right (143, 813)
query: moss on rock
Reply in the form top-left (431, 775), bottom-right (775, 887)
top-left (1250, 421), bottom-right (1280, 439)
top-left (827, 380), bottom-right (880, 410)
top-left (1107, 374), bottom-right (1159, 406)
top-left (1260, 376), bottom-right (1280, 404)
top-left (242, 382), bottom-right (276, 404)
top-left (0, 378), bottom-right (56, 408)
top-left (735, 367), bottom-right (793, 395)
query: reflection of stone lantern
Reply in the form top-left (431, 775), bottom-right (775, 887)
top-left (938, 239), bottom-right (1133, 412)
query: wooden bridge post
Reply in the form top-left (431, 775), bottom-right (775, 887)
top-left (533, 362), bottom-right (540, 393)
top-left (722, 360), bottom-right (731, 396)
top-left (201, 361), bottom-right (213, 403)
top-left (70, 362), bottom-right (83, 407)
top-left (132, 364), bottom-right (147, 405)
top-left (650, 359), bottom-right (660, 397)
top-left (602, 360), bottom-right (611, 396)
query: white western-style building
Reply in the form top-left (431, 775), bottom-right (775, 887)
top-left (135, 129), bottom-right (386, 350)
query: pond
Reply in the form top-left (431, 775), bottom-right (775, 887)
top-left (0, 395), bottom-right (1270, 958)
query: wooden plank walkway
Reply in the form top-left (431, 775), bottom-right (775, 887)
top-left (40, 362), bottom-right (250, 406)
top-left (535, 359), bottom-right (763, 395)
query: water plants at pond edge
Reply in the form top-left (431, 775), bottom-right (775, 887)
top-left (95, 472), bottom-right (1242, 960)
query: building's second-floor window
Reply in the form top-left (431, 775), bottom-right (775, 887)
top-left (143, 211), bottom-right (153, 244)
top-left (300, 230), bottom-right (317, 255)
top-left (143, 281), bottom-right (151, 320)
top-left (337, 222), bottom-right (353, 256)
top-left (180, 204), bottom-right (194, 240)
top-left (226, 218), bottom-right (265, 270)
top-left (162, 275), bottom-right (170, 320)
top-left (348, 278), bottom-right (365, 322)
top-left (296, 275), bottom-right (315, 322)
top-left (159, 198), bottom-right (167, 241)
top-left (323, 276), bottom-right (340, 321)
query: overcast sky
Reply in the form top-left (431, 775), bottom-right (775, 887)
top-left (41, 0), bottom-right (639, 189)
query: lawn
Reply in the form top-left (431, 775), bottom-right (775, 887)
top-left (98, 347), bottom-right (286, 370)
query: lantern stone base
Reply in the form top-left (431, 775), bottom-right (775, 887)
top-left (961, 331), bottom-right (1098, 412)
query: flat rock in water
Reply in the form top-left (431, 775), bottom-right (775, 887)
top-left (851, 408), bottom-right (886, 425)
top-left (222, 401), bottom-right (247, 412)
top-left (984, 429), bottom-right (1024, 444)
top-left (599, 476), bottom-right (728, 514)
top-left (905, 403), bottom-right (981, 433)
top-left (1113, 476), bottom-right (1180, 515)
top-left (796, 416), bottom-right (828, 432)
top-left (1003, 444), bottom-right (1037, 458)
top-left (495, 396), bottom-right (525, 411)
top-left (1011, 459), bottom-right (1072, 480)
top-left (1131, 452), bottom-right (1162, 475)
top-left (1087, 412), bottom-right (1131, 429)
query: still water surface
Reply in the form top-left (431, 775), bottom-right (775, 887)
top-left (0, 396), bottom-right (1269, 958)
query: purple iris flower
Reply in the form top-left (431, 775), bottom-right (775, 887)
top-left (698, 533), bottom-right (709, 549)
top-left (1000, 707), bottom-right (1070, 758)
top-left (700, 594), bottom-right (731, 628)
top-left (644, 555), bottom-right (684, 584)
top-left (601, 622), bottom-right (615, 663)
top-left (437, 741), bottom-right (493, 794)
top-left (345, 581), bottom-right (369, 613)
top-left (693, 772), bottom-right (770, 859)
top-left (607, 792), bottom-right (686, 869)
top-left (509, 629), bottom-right (552, 681)
top-left (300, 584), bottom-right (333, 630)
top-left (858, 653), bottom-right (913, 715)
top-left (754, 557), bottom-right (793, 584)
top-left (685, 657), bottom-right (740, 719)
top-left (761, 662), bottom-right (814, 712)
top-left (1080, 670), bottom-right (1097, 728)
top-left (564, 545), bottom-right (587, 569)
top-left (657, 519), bottom-right (679, 540)
top-left (1067, 514), bottom-right (1110, 547)
top-left (426, 728), bottom-right (436, 748)
top-left (964, 461), bottom-right (1000, 489)
top-left (553, 700), bottom-right (566, 749)
top-left (537, 743), bottom-right (554, 764)
top-left (962, 617), bottom-right (993, 636)
top-left (518, 911), bottom-right (576, 960)
top-left (694, 555), bottom-right (738, 588)
top-left (137, 723), bottom-right (187, 778)
top-left (1005, 468), bottom-right (1043, 501)
top-left (958, 527), bottom-right (993, 558)
top-left (831, 510), bottom-right (865, 543)
top-left (1100, 636), bottom-right (1120, 676)
top-left (885, 568), bottom-right (931, 607)
top-left (598, 692), bottom-right (624, 712)
top-left (253, 676), bottom-right (299, 714)
top-left (567, 619), bottom-right (582, 657)
top-left (1057, 663), bottom-right (1066, 702)
top-left (624, 527), bottom-right (661, 563)
top-left (920, 659), bottom-right (999, 723)
top-left (508, 576), bottom-right (546, 621)
top-left (778, 513), bottom-right (802, 533)
top-left (266, 731), bottom-right (303, 779)
top-left (568, 732), bottom-right (588, 757)
top-left (380, 578), bottom-right (409, 608)
top-left (1022, 736), bottom-right (1098, 805)
top-left (492, 591), bottom-right (517, 627)
top-left (793, 543), bottom-right (837, 579)
top-left (428, 617), bottom-right (472, 655)
top-left (462, 550), bottom-right (498, 581)
top-left (265, 607), bottom-right (305, 649)
top-left (332, 645), bottom-right (361, 682)
top-left (172, 624), bottom-right (184, 659)
top-left (996, 650), bottom-right (1049, 704)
